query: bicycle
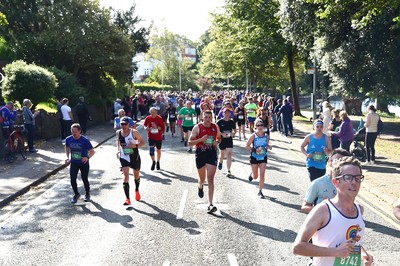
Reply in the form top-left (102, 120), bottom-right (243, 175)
top-left (3, 125), bottom-right (27, 162)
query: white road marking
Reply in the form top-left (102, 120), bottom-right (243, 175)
top-left (176, 190), bottom-right (188, 219)
top-left (227, 253), bottom-right (239, 266)
top-left (162, 261), bottom-right (171, 266)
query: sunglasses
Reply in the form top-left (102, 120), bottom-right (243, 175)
top-left (256, 124), bottom-right (264, 127)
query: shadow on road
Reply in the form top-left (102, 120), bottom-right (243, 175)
top-left (221, 211), bottom-right (297, 242)
top-left (133, 200), bottom-right (201, 235)
top-left (159, 170), bottom-right (198, 184)
top-left (268, 196), bottom-right (302, 211)
top-left (80, 201), bottom-right (134, 228)
top-left (365, 220), bottom-right (400, 239)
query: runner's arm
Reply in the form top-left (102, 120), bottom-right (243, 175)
top-left (133, 130), bottom-right (146, 148)
top-left (245, 134), bottom-right (255, 152)
top-left (300, 135), bottom-right (311, 157)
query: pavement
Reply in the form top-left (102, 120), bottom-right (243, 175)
top-left (0, 117), bottom-right (399, 220)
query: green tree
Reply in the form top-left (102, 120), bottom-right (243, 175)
top-left (2, 60), bottom-right (57, 106)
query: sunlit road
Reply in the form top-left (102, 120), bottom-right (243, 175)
top-left (0, 125), bottom-right (399, 265)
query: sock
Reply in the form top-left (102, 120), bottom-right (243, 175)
top-left (134, 178), bottom-right (140, 192)
top-left (123, 182), bottom-right (130, 199)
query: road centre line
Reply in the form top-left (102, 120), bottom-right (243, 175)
top-left (176, 190), bottom-right (188, 219)
top-left (227, 253), bottom-right (239, 266)
top-left (356, 197), bottom-right (400, 231)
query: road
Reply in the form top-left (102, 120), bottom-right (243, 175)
top-left (0, 125), bottom-right (399, 265)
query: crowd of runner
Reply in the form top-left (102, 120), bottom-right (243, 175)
top-left (62, 89), bottom-right (397, 266)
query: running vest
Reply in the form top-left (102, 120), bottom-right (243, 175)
top-left (118, 129), bottom-right (139, 162)
top-left (306, 133), bottom-right (328, 169)
top-left (196, 123), bottom-right (218, 150)
top-left (251, 133), bottom-right (268, 160)
top-left (312, 199), bottom-right (365, 266)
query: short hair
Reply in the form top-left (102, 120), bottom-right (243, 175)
top-left (203, 110), bottom-right (213, 116)
top-left (23, 99), bottom-right (31, 106)
top-left (331, 156), bottom-right (362, 179)
top-left (339, 111), bottom-right (348, 119)
top-left (71, 123), bottom-right (81, 131)
top-left (329, 148), bottom-right (350, 160)
top-left (62, 98), bottom-right (69, 104)
top-left (118, 108), bottom-right (125, 116)
top-left (149, 107), bottom-right (158, 113)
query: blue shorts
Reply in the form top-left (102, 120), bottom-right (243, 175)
top-left (248, 117), bottom-right (256, 123)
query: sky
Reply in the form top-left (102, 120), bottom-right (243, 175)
top-left (100, 0), bottom-right (225, 41)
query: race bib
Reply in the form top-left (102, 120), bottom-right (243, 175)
top-left (185, 116), bottom-right (192, 120)
top-left (334, 245), bottom-right (361, 266)
top-left (256, 147), bottom-right (267, 157)
top-left (223, 131), bottom-right (232, 138)
top-left (238, 115), bottom-right (244, 119)
top-left (71, 151), bottom-right (82, 160)
top-left (123, 147), bottom-right (134, 155)
top-left (170, 114), bottom-right (175, 118)
top-left (312, 152), bottom-right (324, 162)
top-left (151, 128), bottom-right (158, 134)
top-left (204, 136), bottom-right (214, 145)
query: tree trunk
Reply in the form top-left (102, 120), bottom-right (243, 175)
top-left (287, 46), bottom-right (302, 116)
top-left (343, 98), bottom-right (362, 115)
top-left (376, 98), bottom-right (390, 113)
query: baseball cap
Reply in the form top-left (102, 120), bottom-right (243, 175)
top-left (120, 116), bottom-right (130, 124)
top-left (222, 107), bottom-right (231, 113)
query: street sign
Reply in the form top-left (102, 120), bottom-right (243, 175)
top-left (307, 68), bottom-right (315, 74)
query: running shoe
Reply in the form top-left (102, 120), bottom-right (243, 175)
top-left (244, 136), bottom-right (247, 140)
top-left (258, 191), bottom-right (265, 199)
top-left (187, 148), bottom-right (192, 153)
top-left (198, 186), bottom-right (204, 198)
top-left (239, 137), bottom-right (241, 141)
top-left (248, 174), bottom-right (253, 182)
top-left (135, 191), bottom-right (141, 201)
top-left (151, 161), bottom-right (156, 171)
top-left (71, 193), bottom-right (81, 204)
top-left (227, 171), bottom-right (233, 178)
top-left (218, 163), bottom-right (222, 170)
top-left (207, 204), bottom-right (217, 213)
top-left (156, 161), bottom-right (160, 170)
top-left (123, 198), bottom-right (131, 205)
top-left (84, 193), bottom-right (91, 202)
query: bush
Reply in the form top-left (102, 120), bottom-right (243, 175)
top-left (2, 60), bottom-right (57, 106)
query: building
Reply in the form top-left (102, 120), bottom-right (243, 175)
top-left (132, 44), bottom-right (196, 83)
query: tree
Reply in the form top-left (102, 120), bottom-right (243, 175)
top-left (2, 60), bottom-right (57, 106)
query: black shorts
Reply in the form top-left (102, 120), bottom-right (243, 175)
top-left (169, 118), bottom-right (177, 123)
top-left (250, 155), bottom-right (268, 164)
top-left (182, 126), bottom-right (194, 133)
top-left (148, 139), bottom-right (162, 149)
top-left (219, 138), bottom-right (233, 150)
top-left (237, 119), bottom-right (245, 127)
top-left (120, 156), bottom-right (141, 171)
top-left (195, 108), bottom-right (201, 116)
top-left (195, 148), bottom-right (218, 169)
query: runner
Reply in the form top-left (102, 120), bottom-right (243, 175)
top-left (65, 123), bottom-right (95, 203)
top-left (300, 119), bottom-right (332, 181)
top-left (234, 101), bottom-right (247, 140)
top-left (178, 101), bottom-right (197, 152)
top-left (188, 110), bottom-right (221, 213)
top-left (217, 108), bottom-right (236, 177)
top-left (116, 117), bottom-right (146, 205)
top-left (143, 107), bottom-right (165, 171)
top-left (246, 118), bottom-right (272, 198)
top-left (301, 148), bottom-right (350, 213)
top-left (166, 102), bottom-right (177, 137)
top-left (245, 97), bottom-right (258, 133)
top-left (292, 156), bottom-right (374, 266)
top-left (176, 98), bottom-right (185, 142)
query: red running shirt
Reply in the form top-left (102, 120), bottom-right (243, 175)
top-left (196, 123), bottom-right (218, 150)
top-left (144, 115), bottom-right (165, 140)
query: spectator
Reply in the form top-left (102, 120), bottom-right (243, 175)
top-left (331, 111), bottom-right (354, 152)
top-left (329, 109), bottom-right (341, 149)
top-left (321, 101), bottom-right (333, 134)
top-left (279, 99), bottom-right (294, 136)
top-left (114, 98), bottom-right (122, 118)
top-left (57, 97), bottom-right (64, 140)
top-left (22, 99), bottom-right (40, 153)
top-left (0, 101), bottom-right (17, 139)
top-left (75, 96), bottom-right (91, 135)
top-left (114, 109), bottom-right (135, 130)
top-left (61, 98), bottom-right (74, 141)
top-left (364, 105), bottom-right (379, 164)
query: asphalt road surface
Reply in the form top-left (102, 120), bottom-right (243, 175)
top-left (0, 125), bottom-right (399, 265)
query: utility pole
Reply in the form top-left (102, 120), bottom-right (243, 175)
top-left (312, 56), bottom-right (317, 120)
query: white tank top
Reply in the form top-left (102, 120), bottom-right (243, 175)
top-left (312, 199), bottom-right (365, 266)
top-left (120, 129), bottom-right (139, 161)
